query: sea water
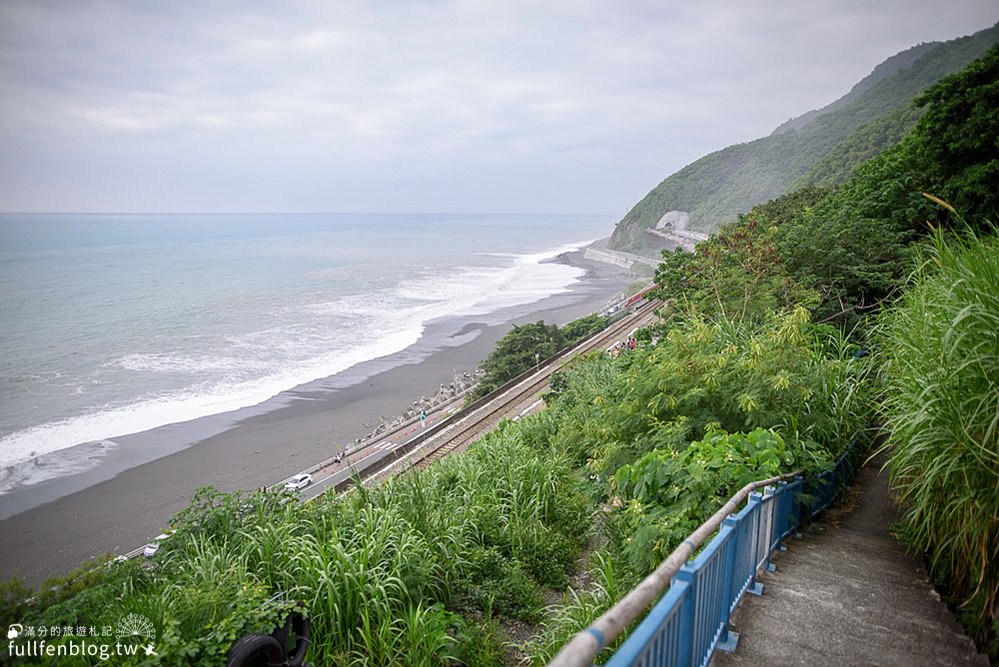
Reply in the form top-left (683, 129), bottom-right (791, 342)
top-left (0, 212), bottom-right (615, 492)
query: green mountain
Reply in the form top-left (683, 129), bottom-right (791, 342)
top-left (609, 23), bottom-right (999, 255)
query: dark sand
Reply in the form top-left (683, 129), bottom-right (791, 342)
top-left (0, 253), bottom-right (637, 586)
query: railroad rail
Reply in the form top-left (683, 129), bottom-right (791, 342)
top-left (365, 300), bottom-right (659, 481)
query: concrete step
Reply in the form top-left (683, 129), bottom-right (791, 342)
top-left (709, 454), bottom-right (988, 667)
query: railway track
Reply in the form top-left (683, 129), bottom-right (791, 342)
top-left (367, 300), bottom-right (659, 479)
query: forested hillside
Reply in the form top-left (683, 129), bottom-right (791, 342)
top-left (610, 22), bottom-right (998, 254)
top-left (769, 41), bottom-right (939, 135)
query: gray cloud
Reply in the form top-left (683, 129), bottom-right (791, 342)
top-left (1, 0), bottom-right (997, 213)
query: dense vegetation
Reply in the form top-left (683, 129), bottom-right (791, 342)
top-left (610, 23), bottom-right (998, 252)
top-left (790, 104), bottom-right (925, 190)
top-left (2, 38), bottom-right (997, 667)
top-left (648, 44), bottom-right (999, 655)
top-left (471, 314), bottom-right (606, 399)
top-left (875, 229), bottom-right (999, 653)
top-left (0, 306), bottom-right (871, 666)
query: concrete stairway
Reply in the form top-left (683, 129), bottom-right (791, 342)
top-left (710, 452), bottom-right (989, 667)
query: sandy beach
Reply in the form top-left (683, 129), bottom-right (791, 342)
top-left (0, 251), bottom-right (638, 587)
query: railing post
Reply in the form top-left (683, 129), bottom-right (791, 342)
top-left (762, 485), bottom-right (778, 573)
top-left (746, 491), bottom-right (764, 596)
top-left (715, 516), bottom-right (741, 653)
top-left (674, 568), bottom-right (697, 667)
top-left (774, 481), bottom-right (789, 552)
top-left (791, 475), bottom-right (804, 537)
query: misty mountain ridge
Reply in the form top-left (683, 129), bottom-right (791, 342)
top-left (609, 22), bottom-right (999, 256)
top-left (770, 41), bottom-right (940, 135)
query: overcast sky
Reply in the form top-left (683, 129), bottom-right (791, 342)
top-left (1, 1), bottom-right (996, 214)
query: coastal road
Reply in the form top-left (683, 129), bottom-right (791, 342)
top-left (287, 299), bottom-right (659, 497)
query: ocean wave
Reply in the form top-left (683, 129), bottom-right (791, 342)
top-left (0, 439), bottom-right (118, 496)
top-left (109, 351), bottom-right (274, 374)
top-left (0, 235), bottom-right (596, 474)
top-left (396, 239), bottom-right (590, 316)
top-left (0, 325), bottom-right (423, 471)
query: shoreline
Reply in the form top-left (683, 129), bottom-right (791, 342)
top-left (0, 249), bottom-right (637, 586)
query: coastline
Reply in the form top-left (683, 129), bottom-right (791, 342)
top-left (0, 249), bottom-right (636, 586)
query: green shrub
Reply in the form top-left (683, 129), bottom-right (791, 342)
top-left (611, 428), bottom-right (803, 574)
top-left (449, 615), bottom-right (507, 667)
top-left (525, 552), bottom-right (622, 665)
top-left (451, 547), bottom-right (543, 622)
top-left (545, 308), bottom-right (870, 481)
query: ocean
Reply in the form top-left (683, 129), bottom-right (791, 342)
top-left (0, 212), bottom-right (615, 496)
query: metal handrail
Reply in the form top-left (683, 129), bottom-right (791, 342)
top-left (550, 434), bottom-right (862, 667)
top-left (548, 470), bottom-right (803, 667)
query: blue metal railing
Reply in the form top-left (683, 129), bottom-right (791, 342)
top-left (549, 442), bottom-right (858, 667)
top-left (603, 479), bottom-right (802, 667)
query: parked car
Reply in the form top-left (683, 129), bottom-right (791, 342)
top-left (285, 473), bottom-right (313, 491)
top-left (143, 531), bottom-right (173, 557)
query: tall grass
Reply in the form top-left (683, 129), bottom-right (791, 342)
top-left (875, 228), bottom-right (999, 642)
top-left (208, 426), bottom-right (586, 664)
top-left (526, 551), bottom-right (622, 665)
top-left (0, 420), bottom-right (591, 665)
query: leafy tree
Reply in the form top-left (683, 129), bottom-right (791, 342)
top-left (474, 321), bottom-right (565, 397)
top-left (473, 315), bottom-right (608, 399)
top-left (561, 313), bottom-right (607, 343)
top-left (658, 216), bottom-right (792, 321)
top-left (650, 247), bottom-right (697, 304)
top-left (652, 189), bottom-right (827, 323)
top-left (775, 145), bottom-right (924, 329)
top-left (911, 44), bottom-right (999, 227)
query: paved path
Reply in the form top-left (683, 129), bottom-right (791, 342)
top-left (711, 451), bottom-right (988, 667)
